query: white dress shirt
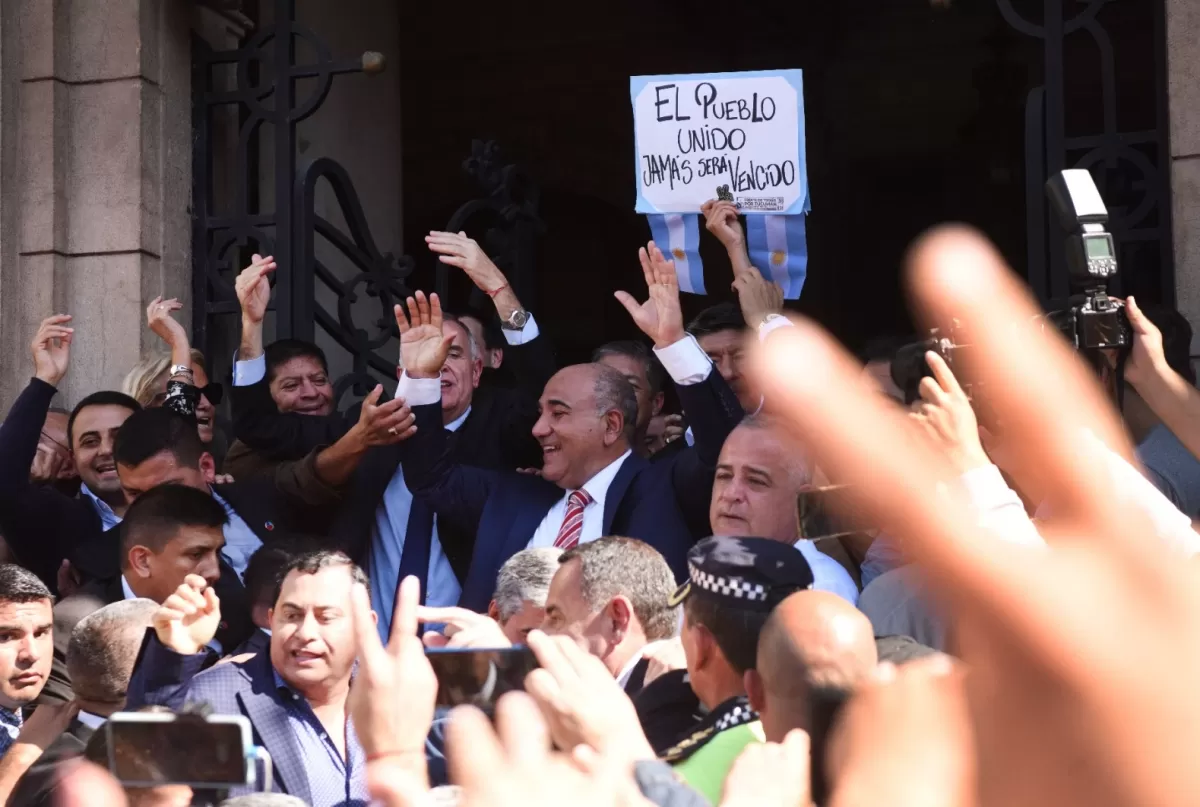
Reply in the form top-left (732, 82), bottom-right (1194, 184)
top-left (615, 640), bottom-right (666, 690)
top-left (120, 575), bottom-right (136, 601)
top-left (795, 540), bottom-right (860, 605)
top-left (527, 449), bottom-right (632, 550)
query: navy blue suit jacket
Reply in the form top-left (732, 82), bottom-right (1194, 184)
top-left (401, 368), bottom-right (743, 612)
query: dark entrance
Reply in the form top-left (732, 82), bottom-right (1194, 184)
top-left (398, 0), bottom-right (1173, 360)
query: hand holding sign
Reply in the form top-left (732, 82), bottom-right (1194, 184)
top-left (702, 199), bottom-right (745, 249)
top-left (615, 242), bottom-right (686, 349)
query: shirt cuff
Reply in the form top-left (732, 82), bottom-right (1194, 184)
top-left (396, 372), bottom-right (442, 407)
top-left (233, 353), bottom-right (267, 387)
top-left (758, 315), bottom-right (793, 340)
top-left (653, 335), bottom-right (713, 386)
top-left (960, 464), bottom-right (1045, 549)
top-left (501, 314), bottom-right (540, 346)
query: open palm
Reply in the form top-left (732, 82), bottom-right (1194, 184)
top-left (395, 291), bottom-right (454, 378)
top-left (614, 242), bottom-right (685, 348)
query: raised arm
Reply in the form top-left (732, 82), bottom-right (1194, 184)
top-left (1124, 296), bottom-right (1200, 463)
top-left (145, 297), bottom-right (200, 418)
top-left (393, 292), bottom-right (495, 538)
top-left (126, 576), bottom-right (220, 711)
top-left (701, 199), bottom-right (753, 277)
top-left (0, 317), bottom-right (96, 577)
top-left (426, 231), bottom-right (554, 466)
top-left (229, 255), bottom-right (349, 456)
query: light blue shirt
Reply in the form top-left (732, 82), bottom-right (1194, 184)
top-left (796, 539), bottom-right (860, 606)
top-left (211, 491), bottom-right (263, 579)
top-left (370, 407), bottom-right (469, 640)
top-left (80, 484), bottom-right (122, 530)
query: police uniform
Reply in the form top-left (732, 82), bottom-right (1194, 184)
top-left (661, 536), bottom-right (815, 804)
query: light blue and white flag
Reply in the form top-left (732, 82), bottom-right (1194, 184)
top-left (745, 214), bottom-right (807, 299)
top-left (646, 213), bottom-right (705, 295)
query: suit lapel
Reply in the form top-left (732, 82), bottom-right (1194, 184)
top-left (235, 659), bottom-right (312, 804)
top-left (602, 454), bottom-right (647, 534)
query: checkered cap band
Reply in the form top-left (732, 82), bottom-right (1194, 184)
top-left (689, 564), bottom-right (768, 602)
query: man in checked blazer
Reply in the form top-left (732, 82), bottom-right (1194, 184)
top-left (126, 551), bottom-right (381, 805)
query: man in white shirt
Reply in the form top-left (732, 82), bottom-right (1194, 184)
top-left (396, 243), bottom-right (745, 611)
top-left (710, 415), bottom-right (860, 605)
top-left (541, 537), bottom-right (678, 696)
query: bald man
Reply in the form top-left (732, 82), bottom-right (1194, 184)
top-left (744, 590), bottom-right (878, 743)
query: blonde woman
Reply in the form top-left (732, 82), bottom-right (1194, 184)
top-left (122, 298), bottom-right (219, 446)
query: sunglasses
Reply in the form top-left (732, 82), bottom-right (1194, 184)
top-left (151, 382), bottom-right (224, 407)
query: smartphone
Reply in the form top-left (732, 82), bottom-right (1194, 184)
top-left (105, 712), bottom-right (257, 788)
top-left (426, 646), bottom-right (539, 714)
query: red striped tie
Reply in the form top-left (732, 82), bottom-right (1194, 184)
top-left (553, 490), bottom-right (593, 550)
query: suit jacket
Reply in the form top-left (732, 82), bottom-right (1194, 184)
top-left (229, 330), bottom-right (556, 576)
top-left (8, 717), bottom-right (96, 807)
top-left (633, 669), bottom-right (704, 757)
top-left (126, 631), bottom-right (321, 802)
top-left (401, 367), bottom-right (743, 612)
top-left (0, 378), bottom-right (107, 588)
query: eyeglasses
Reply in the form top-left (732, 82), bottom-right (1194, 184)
top-left (39, 430), bottom-right (70, 453)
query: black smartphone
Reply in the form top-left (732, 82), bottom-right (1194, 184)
top-left (105, 712), bottom-right (257, 788)
top-left (426, 646), bottom-right (539, 714)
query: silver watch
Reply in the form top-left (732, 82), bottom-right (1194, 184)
top-left (501, 308), bottom-right (530, 331)
top-left (169, 363), bottom-right (193, 377)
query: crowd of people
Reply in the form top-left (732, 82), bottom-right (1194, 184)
top-left (0, 197), bottom-right (1198, 807)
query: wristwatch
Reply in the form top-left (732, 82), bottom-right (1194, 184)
top-left (500, 308), bottom-right (530, 331)
top-left (168, 364), bottom-right (193, 378)
top-left (758, 313), bottom-right (786, 329)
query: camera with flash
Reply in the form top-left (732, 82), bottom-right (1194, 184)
top-left (1044, 169), bottom-right (1129, 350)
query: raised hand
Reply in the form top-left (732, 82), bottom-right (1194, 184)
top-left (447, 692), bottom-right (653, 807)
top-left (235, 254), bottom-right (276, 325)
top-left (30, 315), bottom-right (73, 387)
top-left (146, 296), bottom-right (189, 349)
top-left (752, 225), bottom-right (1200, 807)
top-left (1124, 296), bottom-right (1167, 390)
top-left (523, 631), bottom-right (655, 767)
top-left (910, 351), bottom-right (989, 475)
top-left (614, 242), bottom-right (686, 349)
top-left (417, 605), bottom-right (512, 649)
top-left (720, 730), bottom-right (811, 807)
top-left (701, 199), bottom-right (746, 249)
top-left (151, 575), bottom-right (221, 656)
top-left (425, 231), bottom-right (507, 294)
top-left (732, 268), bottom-right (784, 328)
top-left (349, 576), bottom-right (436, 796)
top-left (394, 292), bottom-right (454, 379)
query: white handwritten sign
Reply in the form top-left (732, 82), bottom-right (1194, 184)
top-left (631, 70), bottom-right (807, 215)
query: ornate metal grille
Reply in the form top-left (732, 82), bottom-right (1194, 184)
top-left (998, 0), bottom-right (1174, 303)
top-left (191, 0), bottom-right (407, 402)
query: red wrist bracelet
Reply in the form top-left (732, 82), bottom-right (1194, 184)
top-left (485, 282), bottom-right (509, 298)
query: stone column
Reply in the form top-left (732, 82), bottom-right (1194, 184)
top-left (1168, 0), bottom-right (1200, 357)
top-left (0, 0), bottom-right (192, 412)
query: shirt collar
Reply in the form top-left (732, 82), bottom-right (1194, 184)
top-left (120, 576), bottom-right (137, 601)
top-left (576, 449), bottom-right (632, 510)
top-left (77, 711), bottom-right (107, 729)
top-left (80, 484), bottom-right (122, 527)
top-left (445, 405), bottom-right (472, 433)
top-left (615, 640), bottom-right (663, 690)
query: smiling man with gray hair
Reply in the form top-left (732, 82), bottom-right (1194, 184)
top-left (487, 547), bottom-right (563, 644)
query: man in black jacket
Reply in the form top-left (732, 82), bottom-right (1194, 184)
top-left (228, 238), bottom-right (553, 629)
top-left (0, 316), bottom-right (141, 588)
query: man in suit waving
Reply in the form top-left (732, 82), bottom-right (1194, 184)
top-left (396, 242), bottom-right (744, 611)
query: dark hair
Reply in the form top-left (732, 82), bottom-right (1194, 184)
top-left (685, 595), bottom-right (769, 675)
top-left (67, 391), bottom-right (141, 447)
top-left (0, 564), bottom-right (53, 605)
top-left (264, 339), bottom-right (329, 383)
top-left (559, 537), bottom-right (677, 640)
top-left (592, 341), bottom-right (667, 397)
top-left (1137, 305), bottom-right (1196, 385)
top-left (244, 536), bottom-right (321, 610)
top-left (591, 364), bottom-right (639, 443)
top-left (270, 550), bottom-right (368, 608)
top-left (114, 408), bottom-right (205, 470)
top-left (687, 302), bottom-right (746, 339)
top-left (120, 484), bottom-right (228, 557)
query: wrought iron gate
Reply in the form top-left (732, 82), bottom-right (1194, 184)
top-left (999, 0), bottom-right (1174, 304)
